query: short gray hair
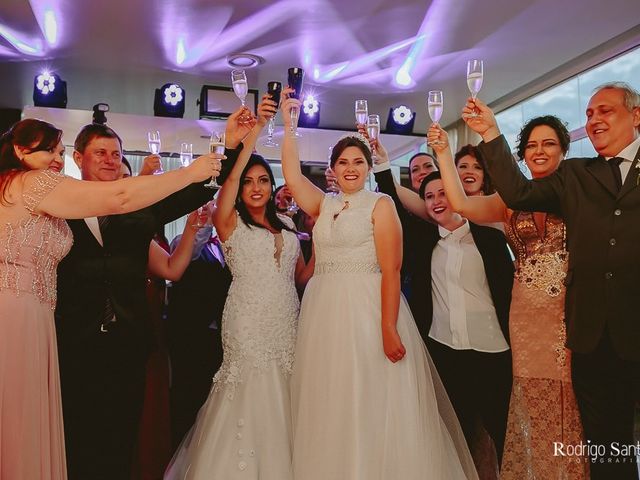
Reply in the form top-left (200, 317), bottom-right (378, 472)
top-left (593, 82), bottom-right (640, 112)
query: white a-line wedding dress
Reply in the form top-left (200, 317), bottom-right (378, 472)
top-left (291, 189), bottom-right (478, 480)
top-left (165, 213), bottom-right (300, 480)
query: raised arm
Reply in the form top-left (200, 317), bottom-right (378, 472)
top-left (213, 96), bottom-right (270, 240)
top-left (463, 97), bottom-right (563, 213)
top-left (31, 154), bottom-right (222, 219)
top-left (358, 124), bottom-right (431, 222)
top-left (147, 210), bottom-right (207, 281)
top-left (373, 195), bottom-right (406, 364)
top-left (280, 91), bottom-right (324, 218)
top-left (426, 123), bottom-right (506, 224)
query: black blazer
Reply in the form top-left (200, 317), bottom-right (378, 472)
top-left (55, 146), bottom-right (241, 351)
top-left (478, 135), bottom-right (640, 361)
top-left (374, 168), bottom-right (514, 346)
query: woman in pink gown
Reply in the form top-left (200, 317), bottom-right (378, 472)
top-left (429, 115), bottom-right (588, 479)
top-left (0, 119), bottom-right (222, 479)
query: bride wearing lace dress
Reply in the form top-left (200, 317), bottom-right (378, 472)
top-left (280, 94), bottom-right (478, 479)
top-left (165, 98), bottom-right (313, 480)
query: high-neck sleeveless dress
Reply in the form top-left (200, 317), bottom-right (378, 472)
top-left (291, 189), bottom-right (478, 480)
top-left (0, 170), bottom-right (72, 480)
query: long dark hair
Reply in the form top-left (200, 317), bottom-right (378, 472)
top-left (0, 118), bottom-right (63, 205)
top-left (454, 144), bottom-right (494, 195)
top-left (235, 154), bottom-right (294, 233)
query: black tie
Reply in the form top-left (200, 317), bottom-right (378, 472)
top-left (609, 157), bottom-right (624, 191)
top-left (98, 215), bottom-right (110, 238)
top-left (98, 216), bottom-right (114, 332)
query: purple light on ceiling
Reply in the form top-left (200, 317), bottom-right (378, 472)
top-left (43, 9), bottom-right (57, 46)
top-left (0, 24), bottom-right (44, 56)
top-left (394, 0), bottom-right (449, 89)
top-left (314, 35), bottom-right (422, 84)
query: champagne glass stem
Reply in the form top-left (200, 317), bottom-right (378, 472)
top-left (290, 108), bottom-right (299, 136)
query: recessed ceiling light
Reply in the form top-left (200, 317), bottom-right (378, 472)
top-left (226, 53), bottom-right (264, 69)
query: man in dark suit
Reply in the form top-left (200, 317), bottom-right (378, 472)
top-left (166, 217), bottom-right (231, 449)
top-left (466, 82), bottom-right (640, 479)
top-left (55, 117), bottom-right (245, 479)
top-left (376, 164), bottom-right (514, 467)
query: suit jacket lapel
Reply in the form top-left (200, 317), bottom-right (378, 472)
top-left (586, 156), bottom-right (618, 197)
top-left (617, 146), bottom-right (640, 200)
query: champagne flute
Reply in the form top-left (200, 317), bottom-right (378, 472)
top-left (466, 59), bottom-right (484, 118)
top-left (205, 132), bottom-right (225, 189)
top-left (326, 145), bottom-right (339, 193)
top-left (147, 130), bottom-right (163, 174)
top-left (263, 81), bottom-right (282, 147)
top-left (367, 114), bottom-right (380, 160)
top-left (427, 90), bottom-right (444, 145)
top-left (355, 100), bottom-right (368, 125)
top-left (231, 69), bottom-right (248, 107)
top-left (286, 197), bottom-right (299, 214)
top-left (180, 142), bottom-right (193, 168)
top-left (287, 67), bottom-right (305, 137)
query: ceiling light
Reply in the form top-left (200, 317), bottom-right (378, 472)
top-left (226, 53), bottom-right (264, 69)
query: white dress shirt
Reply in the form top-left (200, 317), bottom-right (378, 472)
top-left (429, 220), bottom-right (509, 353)
top-left (607, 136), bottom-right (640, 182)
top-left (84, 217), bottom-right (103, 246)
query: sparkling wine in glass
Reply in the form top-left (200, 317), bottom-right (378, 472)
top-left (231, 69), bottom-right (248, 107)
top-left (180, 143), bottom-right (193, 168)
top-left (367, 114), bottom-right (380, 160)
top-left (428, 90), bottom-right (444, 145)
top-left (147, 130), bottom-right (163, 174)
top-left (286, 197), bottom-right (299, 214)
top-left (287, 67), bottom-right (305, 137)
top-left (263, 81), bottom-right (282, 147)
top-left (355, 100), bottom-right (368, 125)
top-left (205, 132), bottom-right (225, 189)
top-left (466, 59), bottom-right (483, 118)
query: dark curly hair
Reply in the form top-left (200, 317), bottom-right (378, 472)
top-left (0, 118), bottom-right (63, 205)
top-left (329, 136), bottom-right (372, 169)
top-left (235, 154), bottom-right (295, 233)
top-left (516, 115), bottom-right (570, 161)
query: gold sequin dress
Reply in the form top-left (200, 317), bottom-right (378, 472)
top-left (0, 170), bottom-right (72, 480)
top-left (500, 211), bottom-right (588, 479)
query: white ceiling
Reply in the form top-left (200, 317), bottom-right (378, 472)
top-left (1, 0), bottom-right (640, 128)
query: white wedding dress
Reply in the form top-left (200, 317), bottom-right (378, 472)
top-left (165, 213), bottom-right (300, 480)
top-left (291, 190), bottom-right (478, 480)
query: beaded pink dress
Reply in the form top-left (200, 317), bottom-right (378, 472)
top-left (0, 170), bottom-right (72, 480)
top-left (500, 211), bottom-right (588, 479)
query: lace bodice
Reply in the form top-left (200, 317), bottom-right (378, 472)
top-left (214, 214), bottom-right (300, 394)
top-left (505, 211), bottom-right (567, 297)
top-left (0, 170), bottom-right (72, 309)
top-left (313, 190), bottom-right (385, 273)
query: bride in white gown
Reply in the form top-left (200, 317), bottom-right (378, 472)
top-left (280, 93), bottom-right (478, 480)
top-left (165, 98), bottom-right (313, 480)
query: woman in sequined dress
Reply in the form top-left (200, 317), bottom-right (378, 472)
top-left (164, 97), bottom-right (314, 480)
top-left (0, 119), bottom-right (222, 480)
top-left (429, 115), bottom-right (588, 479)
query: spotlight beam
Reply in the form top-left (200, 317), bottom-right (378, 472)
top-left (314, 35), bottom-right (423, 83)
top-left (394, 0), bottom-right (451, 88)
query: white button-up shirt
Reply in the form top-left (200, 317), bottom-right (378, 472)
top-left (429, 220), bottom-right (509, 353)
